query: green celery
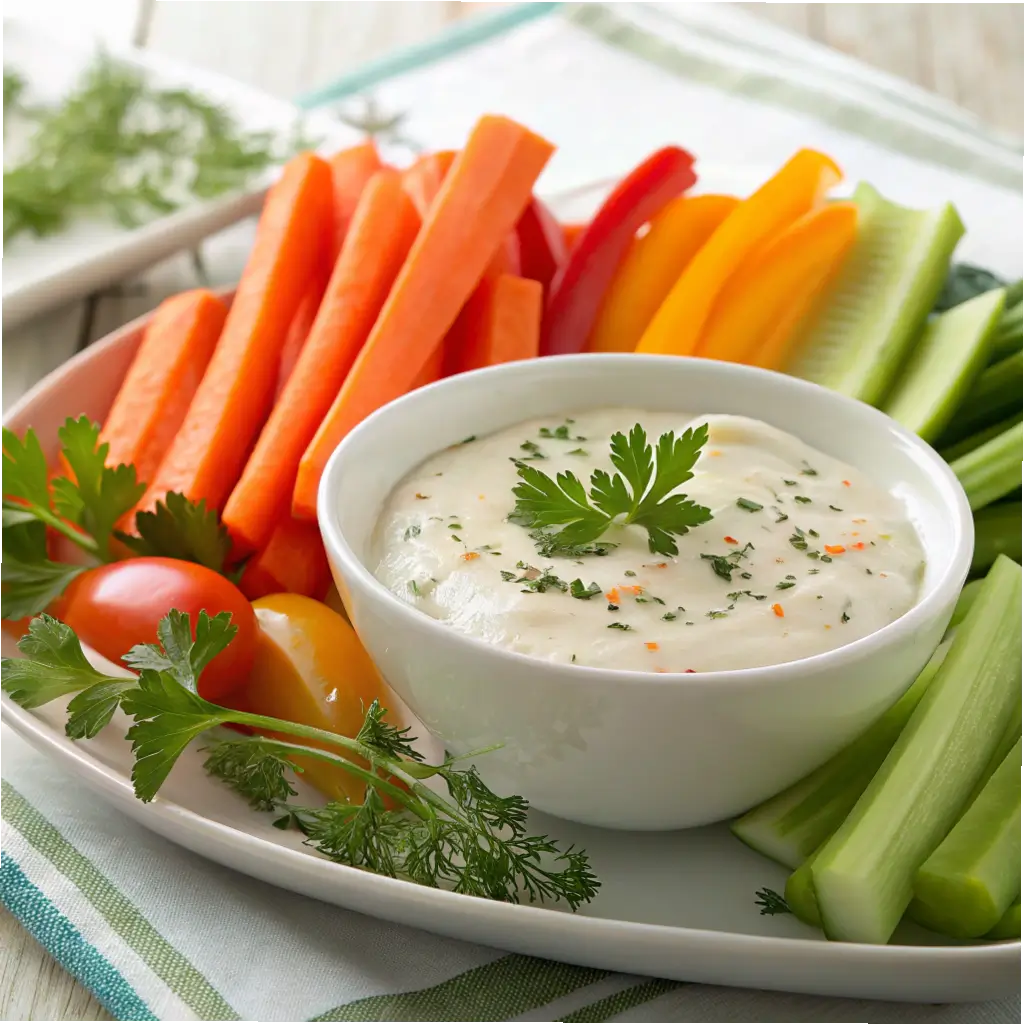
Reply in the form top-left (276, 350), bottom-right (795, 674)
top-left (910, 739), bottom-right (1021, 938)
top-left (731, 639), bottom-right (951, 869)
top-left (947, 579), bottom-right (984, 631)
top-left (785, 846), bottom-right (823, 927)
top-left (787, 183), bottom-right (964, 406)
top-left (940, 350), bottom-right (1024, 447)
top-left (951, 422), bottom-right (1023, 511)
top-left (987, 898), bottom-right (1021, 940)
top-left (971, 502), bottom-right (1022, 577)
top-left (811, 556), bottom-right (1022, 944)
top-left (883, 289), bottom-right (1004, 443)
top-left (939, 414), bottom-right (1022, 464)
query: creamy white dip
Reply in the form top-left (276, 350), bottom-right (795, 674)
top-left (372, 410), bottom-right (925, 673)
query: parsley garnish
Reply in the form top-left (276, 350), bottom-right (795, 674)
top-left (794, 496), bottom-right (812, 504)
top-left (775, 581), bottom-right (795, 590)
top-left (569, 580), bottom-right (602, 600)
top-left (2, 612), bottom-right (599, 910)
top-left (501, 563), bottom-right (566, 593)
top-left (607, 622), bottom-right (633, 630)
top-left (736, 497), bottom-right (763, 512)
top-left (539, 422), bottom-right (585, 441)
top-left (706, 609), bottom-right (729, 620)
top-left (829, 505), bottom-right (843, 512)
top-left (510, 424), bottom-right (712, 557)
top-left (800, 461), bottom-right (818, 477)
top-left (754, 888), bottom-right (792, 916)
top-left (789, 528), bottom-right (808, 551)
top-left (404, 525), bottom-right (421, 540)
top-left (701, 542), bottom-right (753, 583)
top-left (567, 448), bottom-right (588, 457)
top-left (518, 440), bottom-right (547, 460)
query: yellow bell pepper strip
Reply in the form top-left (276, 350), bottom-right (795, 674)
top-left (635, 149), bottom-right (842, 356)
top-left (587, 194), bottom-right (739, 353)
top-left (698, 202), bottom-right (859, 367)
top-left (540, 146), bottom-right (697, 355)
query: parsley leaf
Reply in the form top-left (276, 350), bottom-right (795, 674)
top-left (569, 579), bottom-right (602, 600)
top-left (116, 492), bottom-right (230, 572)
top-left (123, 609), bottom-right (236, 693)
top-left (510, 424), bottom-right (712, 557)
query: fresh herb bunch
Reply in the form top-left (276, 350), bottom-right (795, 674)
top-left (3, 54), bottom-right (311, 244)
top-left (510, 423), bottom-right (713, 557)
top-left (1, 418), bottom-right (230, 619)
top-left (1, 611), bottom-right (600, 909)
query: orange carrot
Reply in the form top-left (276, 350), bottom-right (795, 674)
top-left (446, 275), bottom-right (542, 375)
top-left (275, 265), bottom-right (330, 397)
top-left (225, 169), bottom-right (421, 547)
top-left (402, 151), bottom-right (457, 218)
top-left (137, 153), bottom-right (334, 516)
top-left (329, 140), bottom-right (385, 259)
top-left (100, 290), bottom-right (227, 485)
top-left (240, 517), bottom-right (330, 600)
top-left (562, 222), bottom-right (587, 251)
top-left (410, 343), bottom-right (445, 390)
top-left (294, 116), bottom-right (553, 515)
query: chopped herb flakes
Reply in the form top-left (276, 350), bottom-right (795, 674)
top-left (706, 609), bottom-right (729, 620)
top-left (624, 570), bottom-right (636, 577)
top-left (783, 479), bottom-right (797, 487)
top-left (570, 580), bottom-right (602, 600)
top-left (775, 581), bottom-right (795, 590)
top-left (728, 590), bottom-right (767, 601)
top-left (794, 496), bottom-right (812, 504)
top-left (414, 493), bottom-right (429, 500)
top-left (448, 523), bottom-right (462, 530)
top-left (459, 435), bottom-right (477, 444)
top-left (789, 529), bottom-right (808, 551)
top-left (501, 563), bottom-right (567, 593)
top-left (608, 622), bottom-right (633, 631)
top-left (772, 507), bottom-right (788, 523)
top-left (518, 441), bottom-right (546, 460)
top-left (800, 461), bottom-right (818, 476)
top-left (539, 422), bottom-right (586, 441)
top-left (403, 525), bottom-right (421, 540)
top-left (567, 448), bottom-right (589, 456)
top-left (829, 505), bottom-right (843, 512)
top-left (408, 580), bottom-right (422, 596)
top-left (662, 612), bottom-right (677, 621)
top-left (736, 497), bottom-right (763, 512)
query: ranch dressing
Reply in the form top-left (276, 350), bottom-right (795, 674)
top-left (372, 410), bottom-right (925, 673)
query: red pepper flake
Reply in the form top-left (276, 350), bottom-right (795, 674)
top-left (772, 603), bottom-right (785, 618)
top-left (824, 544), bottom-right (846, 555)
top-left (620, 585), bottom-right (643, 595)
top-left (879, 572), bottom-right (888, 578)
top-left (606, 588), bottom-right (620, 603)
top-left (724, 535), bottom-right (739, 545)
top-left (461, 551), bottom-right (480, 561)
top-left (850, 542), bottom-right (865, 551)
top-left (684, 668), bottom-right (697, 674)
top-left (842, 480), bottom-right (851, 487)
top-left (645, 641), bottom-right (660, 651)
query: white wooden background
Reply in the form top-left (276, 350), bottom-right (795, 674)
top-left (1, 3), bottom-right (1022, 1019)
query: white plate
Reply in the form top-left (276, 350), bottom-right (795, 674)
top-left (1, 160), bottom-right (1018, 1007)
top-left (1, 18), bottom-right (358, 330)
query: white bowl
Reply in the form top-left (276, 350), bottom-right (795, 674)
top-left (318, 354), bottom-right (973, 831)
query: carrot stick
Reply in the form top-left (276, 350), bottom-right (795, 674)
top-left (446, 275), bottom-right (542, 375)
top-left (329, 140), bottom-right (385, 259)
top-left (225, 169), bottom-right (421, 547)
top-left (402, 151), bottom-right (456, 218)
top-left (239, 517), bottom-right (330, 600)
top-left (100, 290), bottom-right (227, 485)
top-left (636, 149), bottom-right (842, 356)
top-left (410, 343), bottom-right (445, 390)
top-left (562, 222), bottom-right (587, 251)
top-left (136, 153), bottom-right (334, 516)
top-left (294, 115), bottom-right (553, 513)
top-left (276, 144), bottom-right (384, 397)
top-left (587, 194), bottom-right (739, 354)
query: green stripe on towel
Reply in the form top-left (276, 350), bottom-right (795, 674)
top-left (559, 978), bottom-right (684, 1022)
top-left (1, 781), bottom-right (239, 1022)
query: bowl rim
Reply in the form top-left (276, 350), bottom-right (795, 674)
top-left (318, 353), bottom-right (974, 687)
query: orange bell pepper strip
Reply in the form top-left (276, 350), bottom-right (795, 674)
top-left (587, 194), bottom-right (739, 353)
top-left (561, 222), bottom-right (588, 251)
top-left (636, 149), bottom-right (842, 356)
top-left (697, 202), bottom-right (859, 369)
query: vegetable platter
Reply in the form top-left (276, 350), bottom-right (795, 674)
top-left (2, 17), bottom-right (357, 329)
top-left (1, 108), bottom-right (1021, 1002)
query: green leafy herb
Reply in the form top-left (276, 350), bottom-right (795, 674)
top-left (754, 887), bottom-right (792, 916)
top-left (700, 542), bottom-right (753, 583)
top-left (794, 496), bottom-right (812, 504)
top-left (539, 423), bottom-right (585, 441)
top-left (607, 622), bottom-right (633, 631)
top-left (518, 440), bottom-right (547, 460)
top-left (775, 581), bottom-right (795, 591)
top-left (527, 530), bottom-right (617, 559)
top-left (500, 563), bottom-right (566, 594)
top-left (799, 461), bottom-right (818, 477)
top-left (662, 612), bottom-right (677, 621)
top-left (772, 507), bottom-right (788, 524)
top-left (828, 505), bottom-right (843, 512)
top-left (4, 612), bottom-right (599, 910)
top-left (736, 497), bottom-right (763, 512)
top-left (728, 590), bottom-right (766, 601)
top-left (510, 424), bottom-right (712, 558)
top-left (4, 54), bottom-right (304, 244)
top-left (569, 580), bottom-right (602, 600)
top-left (934, 263), bottom-right (1006, 312)
top-left (782, 479), bottom-right (797, 486)
top-left (117, 492), bottom-right (230, 572)
top-left (706, 609), bottom-right (729, 620)
top-left (404, 525), bottom-right (421, 541)
top-left (789, 528), bottom-right (808, 552)
top-left (567, 448), bottom-right (588, 457)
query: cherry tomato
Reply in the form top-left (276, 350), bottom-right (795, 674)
top-left (56, 557), bottom-right (257, 701)
top-left (225, 593), bottom-right (398, 804)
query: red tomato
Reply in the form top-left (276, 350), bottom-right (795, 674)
top-left (56, 557), bottom-right (257, 701)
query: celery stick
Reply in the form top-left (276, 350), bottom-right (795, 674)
top-left (951, 422), bottom-right (1024, 511)
top-left (730, 639), bottom-right (951, 868)
top-left (785, 852), bottom-right (822, 927)
top-left (811, 556), bottom-right (1022, 944)
top-left (939, 414), bottom-right (1022, 464)
top-left (910, 739), bottom-right (1021, 938)
top-left (971, 502), bottom-right (1022, 577)
top-left (883, 289), bottom-right (1005, 443)
top-left (989, 305), bottom-right (1022, 364)
top-left (947, 579), bottom-right (984, 631)
top-left (987, 897), bottom-right (1021, 940)
top-left (787, 183), bottom-right (964, 406)
top-left (940, 349), bottom-right (1024, 446)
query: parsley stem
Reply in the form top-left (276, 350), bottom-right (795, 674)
top-left (17, 500), bottom-right (103, 559)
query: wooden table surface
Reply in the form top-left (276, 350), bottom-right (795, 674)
top-left (1, 3), bottom-right (1021, 1019)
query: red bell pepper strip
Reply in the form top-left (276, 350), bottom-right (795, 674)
top-left (516, 196), bottom-right (568, 292)
top-left (540, 147), bottom-right (697, 356)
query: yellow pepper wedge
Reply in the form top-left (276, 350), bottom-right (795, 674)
top-left (587, 194), bottom-right (739, 353)
top-left (635, 149), bottom-right (842, 356)
top-left (229, 593), bottom-right (399, 804)
top-left (697, 202), bottom-right (859, 367)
